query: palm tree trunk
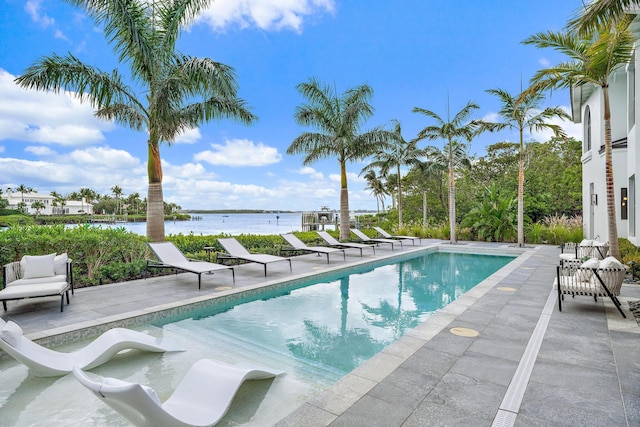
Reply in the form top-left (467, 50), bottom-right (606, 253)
top-left (449, 157), bottom-right (457, 244)
top-left (397, 164), bottom-right (403, 229)
top-left (518, 128), bottom-right (525, 247)
top-left (339, 161), bottom-right (350, 241)
top-left (146, 141), bottom-right (165, 242)
top-left (603, 86), bottom-right (619, 258)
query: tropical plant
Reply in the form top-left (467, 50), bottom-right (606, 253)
top-left (361, 120), bottom-right (425, 228)
top-left (483, 87), bottom-right (569, 247)
top-left (461, 184), bottom-right (518, 242)
top-left (362, 170), bottom-right (387, 213)
top-left (413, 101), bottom-right (479, 244)
top-left (522, 15), bottom-right (635, 258)
top-left (287, 78), bottom-right (391, 240)
top-left (569, 0), bottom-right (639, 33)
top-left (16, 0), bottom-right (257, 242)
top-left (15, 184), bottom-right (34, 204)
top-left (111, 185), bottom-right (123, 216)
top-left (31, 200), bottom-right (46, 217)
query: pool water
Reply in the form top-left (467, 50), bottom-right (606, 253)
top-left (0, 250), bottom-right (514, 426)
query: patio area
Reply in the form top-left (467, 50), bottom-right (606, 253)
top-left (1, 241), bottom-right (639, 426)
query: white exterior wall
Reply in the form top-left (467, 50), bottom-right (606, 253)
top-left (578, 46), bottom-right (639, 244)
top-left (1, 192), bottom-right (92, 215)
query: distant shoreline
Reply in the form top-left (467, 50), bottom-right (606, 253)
top-left (182, 209), bottom-right (297, 214)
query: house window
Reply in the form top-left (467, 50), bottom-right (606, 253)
top-left (622, 187), bottom-right (628, 220)
top-left (584, 106), bottom-right (591, 152)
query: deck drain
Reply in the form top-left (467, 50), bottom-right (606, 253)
top-left (214, 286), bottom-right (233, 291)
top-left (497, 286), bottom-right (516, 292)
top-left (450, 327), bottom-right (479, 337)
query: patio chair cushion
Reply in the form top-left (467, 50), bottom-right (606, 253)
top-left (599, 256), bottom-right (625, 270)
top-left (0, 320), bottom-right (23, 347)
top-left (0, 281), bottom-right (69, 299)
top-left (21, 254), bottom-right (56, 279)
top-left (8, 275), bottom-right (68, 287)
top-left (577, 258), bottom-right (600, 281)
top-left (53, 253), bottom-right (68, 275)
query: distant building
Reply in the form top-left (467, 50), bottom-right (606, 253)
top-left (1, 190), bottom-right (93, 215)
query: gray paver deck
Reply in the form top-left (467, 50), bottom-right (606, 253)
top-left (1, 241), bottom-right (639, 426)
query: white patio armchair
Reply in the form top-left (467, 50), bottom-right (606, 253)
top-left (555, 256), bottom-right (627, 318)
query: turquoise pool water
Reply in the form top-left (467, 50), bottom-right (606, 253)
top-left (0, 249), bottom-right (515, 426)
top-left (156, 251), bottom-right (514, 383)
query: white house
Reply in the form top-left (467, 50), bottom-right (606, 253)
top-left (1, 190), bottom-right (93, 215)
top-left (571, 13), bottom-right (640, 246)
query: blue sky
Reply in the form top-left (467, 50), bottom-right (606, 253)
top-left (0, 0), bottom-right (584, 211)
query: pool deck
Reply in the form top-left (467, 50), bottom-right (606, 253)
top-left (2, 240), bottom-right (639, 426)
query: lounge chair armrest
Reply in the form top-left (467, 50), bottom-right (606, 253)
top-left (2, 261), bottom-right (21, 288)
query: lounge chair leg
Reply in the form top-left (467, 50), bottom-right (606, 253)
top-left (60, 295), bottom-right (64, 312)
top-left (198, 274), bottom-right (202, 290)
top-left (3, 301), bottom-right (6, 311)
top-left (264, 265), bottom-right (267, 276)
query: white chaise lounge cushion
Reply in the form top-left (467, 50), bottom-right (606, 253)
top-left (21, 253), bottom-right (56, 279)
top-left (0, 321), bottom-right (23, 347)
top-left (0, 282), bottom-right (68, 299)
top-left (8, 275), bottom-right (68, 286)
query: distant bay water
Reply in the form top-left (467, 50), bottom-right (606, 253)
top-left (102, 212), bottom-right (337, 236)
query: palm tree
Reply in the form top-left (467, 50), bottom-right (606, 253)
top-left (413, 101), bottom-right (479, 244)
top-left (522, 16), bottom-right (635, 258)
top-left (483, 87), bottom-right (570, 247)
top-left (15, 0), bottom-right (257, 242)
top-left (50, 191), bottom-right (66, 215)
top-left (15, 184), bottom-right (34, 205)
top-left (31, 200), bottom-right (46, 218)
top-left (287, 78), bottom-right (391, 240)
top-left (361, 120), bottom-right (425, 229)
top-left (111, 185), bottom-right (123, 216)
top-left (569, 0), bottom-right (639, 33)
top-left (362, 170), bottom-right (387, 213)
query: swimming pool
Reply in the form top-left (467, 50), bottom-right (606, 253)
top-left (0, 249), bottom-right (515, 426)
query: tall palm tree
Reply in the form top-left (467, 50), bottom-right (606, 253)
top-left (15, 184), bottom-right (34, 204)
top-left (483, 87), bottom-right (570, 247)
top-left (15, 0), bottom-right (256, 242)
top-left (361, 120), bottom-right (425, 228)
top-left (287, 78), bottom-right (391, 240)
top-left (522, 16), bottom-right (635, 258)
top-left (362, 170), bottom-right (387, 213)
top-left (111, 185), bottom-right (123, 215)
top-left (413, 101), bottom-right (479, 244)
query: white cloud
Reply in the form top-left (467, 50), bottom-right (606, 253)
top-left (25, 0), bottom-right (54, 28)
top-left (196, 0), bottom-right (335, 32)
top-left (174, 127), bottom-right (202, 144)
top-left (194, 138), bottom-right (282, 166)
top-left (539, 58), bottom-right (551, 67)
top-left (25, 146), bottom-right (55, 156)
top-left (0, 69), bottom-right (112, 146)
top-left (528, 106), bottom-right (582, 142)
top-left (296, 166), bottom-right (324, 180)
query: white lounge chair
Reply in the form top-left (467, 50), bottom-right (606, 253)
top-left (373, 226), bottom-right (421, 245)
top-left (2, 253), bottom-right (73, 312)
top-left (147, 242), bottom-right (235, 289)
top-left (0, 318), bottom-right (183, 377)
top-left (73, 358), bottom-right (281, 427)
top-left (555, 256), bottom-right (627, 318)
top-left (350, 228), bottom-right (400, 250)
top-left (281, 233), bottom-right (345, 263)
top-left (316, 231), bottom-right (375, 257)
top-left (217, 238), bottom-right (292, 276)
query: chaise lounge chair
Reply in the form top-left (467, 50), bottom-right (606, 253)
top-left (350, 228), bottom-right (400, 250)
top-left (147, 242), bottom-right (235, 289)
top-left (316, 231), bottom-right (376, 257)
top-left (73, 358), bottom-right (282, 427)
top-left (373, 226), bottom-right (421, 245)
top-left (281, 233), bottom-right (345, 263)
top-left (0, 318), bottom-right (183, 377)
top-left (217, 238), bottom-right (292, 276)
